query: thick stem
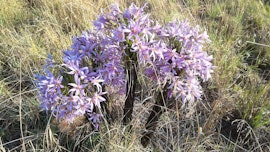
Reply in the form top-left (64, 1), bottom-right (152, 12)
top-left (100, 88), bottom-right (111, 123)
top-left (141, 91), bottom-right (164, 147)
top-left (141, 88), bottom-right (174, 147)
top-left (123, 63), bottom-right (137, 125)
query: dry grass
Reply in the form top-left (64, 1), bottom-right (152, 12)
top-left (1, 0), bottom-right (270, 151)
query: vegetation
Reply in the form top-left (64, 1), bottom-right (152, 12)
top-left (0, 0), bottom-right (270, 151)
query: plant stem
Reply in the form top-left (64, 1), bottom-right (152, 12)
top-left (141, 87), bottom-right (174, 147)
top-left (100, 87), bottom-right (111, 123)
top-left (123, 62), bottom-right (137, 125)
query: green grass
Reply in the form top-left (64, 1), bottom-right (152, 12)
top-left (1, 0), bottom-right (270, 151)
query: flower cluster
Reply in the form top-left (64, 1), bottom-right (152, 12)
top-left (92, 3), bottom-right (213, 102)
top-left (35, 50), bottom-right (106, 129)
top-left (148, 20), bottom-right (213, 102)
top-left (35, 3), bottom-right (213, 128)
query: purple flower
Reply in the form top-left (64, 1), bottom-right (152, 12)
top-left (89, 76), bottom-right (104, 92)
top-left (123, 9), bottom-right (132, 20)
top-left (88, 113), bottom-right (101, 130)
top-left (65, 64), bottom-right (89, 83)
top-left (94, 15), bottom-right (109, 30)
top-left (91, 92), bottom-right (107, 108)
top-left (63, 49), bottom-right (83, 65)
top-left (163, 49), bottom-right (180, 62)
top-left (112, 27), bottom-right (130, 42)
top-left (68, 82), bottom-right (87, 96)
top-left (149, 42), bottom-right (165, 61)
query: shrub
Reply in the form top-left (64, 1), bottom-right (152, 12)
top-left (35, 3), bottom-right (213, 145)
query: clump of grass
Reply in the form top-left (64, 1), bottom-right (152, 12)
top-left (0, 0), bottom-right (30, 27)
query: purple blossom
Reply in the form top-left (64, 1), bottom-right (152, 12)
top-left (94, 15), bottom-right (109, 30)
top-left (91, 92), bottom-right (107, 108)
top-left (63, 49), bottom-right (83, 65)
top-left (112, 27), bottom-right (130, 42)
top-left (68, 82), bottom-right (87, 96)
top-left (89, 76), bottom-right (104, 92)
top-left (88, 113), bottom-right (102, 130)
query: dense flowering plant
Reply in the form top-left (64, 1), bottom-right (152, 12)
top-left (35, 3), bottom-right (213, 129)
